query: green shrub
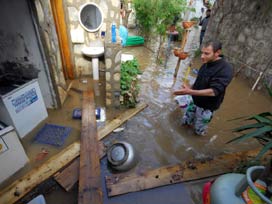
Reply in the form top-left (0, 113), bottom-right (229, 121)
top-left (133, 0), bottom-right (189, 36)
top-left (120, 58), bottom-right (141, 108)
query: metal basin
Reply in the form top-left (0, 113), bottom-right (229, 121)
top-left (107, 141), bottom-right (137, 171)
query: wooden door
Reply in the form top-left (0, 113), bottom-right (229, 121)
top-left (50, 0), bottom-right (74, 79)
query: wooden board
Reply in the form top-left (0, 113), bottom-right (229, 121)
top-left (54, 102), bottom-right (148, 191)
top-left (78, 90), bottom-right (102, 204)
top-left (106, 149), bottom-right (271, 197)
top-left (54, 142), bottom-right (106, 192)
top-left (0, 142), bottom-right (80, 204)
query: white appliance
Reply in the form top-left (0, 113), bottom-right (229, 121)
top-left (0, 79), bottom-right (48, 138)
top-left (0, 126), bottom-right (29, 184)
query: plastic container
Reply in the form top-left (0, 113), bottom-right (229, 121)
top-left (174, 95), bottom-right (192, 110)
top-left (111, 22), bottom-right (116, 43)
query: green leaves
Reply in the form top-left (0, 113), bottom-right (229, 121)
top-left (228, 112), bottom-right (272, 159)
top-left (121, 58), bottom-right (141, 108)
top-left (133, 0), bottom-right (188, 36)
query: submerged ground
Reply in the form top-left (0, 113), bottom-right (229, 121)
top-left (2, 27), bottom-right (272, 204)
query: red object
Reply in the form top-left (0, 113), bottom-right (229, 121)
top-left (178, 51), bottom-right (188, 60)
top-left (202, 180), bottom-right (215, 204)
top-left (173, 48), bottom-right (179, 57)
top-left (182, 21), bottom-right (195, 29)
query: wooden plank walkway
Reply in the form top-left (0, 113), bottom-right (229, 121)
top-left (78, 90), bottom-right (102, 204)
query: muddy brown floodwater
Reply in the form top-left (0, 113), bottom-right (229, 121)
top-left (44, 44), bottom-right (271, 204)
top-left (117, 45), bottom-right (272, 172)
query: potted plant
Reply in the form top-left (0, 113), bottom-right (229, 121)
top-left (178, 51), bottom-right (189, 60)
top-left (182, 21), bottom-right (195, 29)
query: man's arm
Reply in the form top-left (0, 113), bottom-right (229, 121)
top-left (173, 84), bottom-right (215, 96)
top-left (173, 88), bottom-right (215, 96)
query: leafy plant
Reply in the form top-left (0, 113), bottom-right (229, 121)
top-left (120, 58), bottom-right (141, 108)
top-left (176, 24), bottom-right (184, 41)
top-left (227, 112), bottom-right (272, 160)
top-left (133, 0), bottom-right (192, 61)
top-left (194, 48), bottom-right (201, 58)
top-left (133, 0), bottom-right (189, 36)
top-left (190, 16), bottom-right (199, 22)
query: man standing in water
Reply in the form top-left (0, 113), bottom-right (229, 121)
top-left (173, 40), bottom-right (233, 136)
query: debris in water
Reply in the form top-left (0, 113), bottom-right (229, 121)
top-left (186, 160), bottom-right (197, 170)
top-left (192, 68), bottom-right (199, 75)
top-left (113, 127), bottom-right (125, 133)
top-left (35, 148), bottom-right (49, 161)
top-left (80, 79), bottom-right (88, 84)
top-left (186, 147), bottom-right (193, 152)
top-left (209, 135), bottom-right (218, 143)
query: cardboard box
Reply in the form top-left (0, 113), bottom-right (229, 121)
top-left (0, 126), bottom-right (29, 184)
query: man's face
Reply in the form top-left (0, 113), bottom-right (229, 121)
top-left (201, 45), bottom-right (220, 63)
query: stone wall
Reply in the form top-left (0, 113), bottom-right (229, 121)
top-left (65, 0), bottom-right (122, 107)
top-left (204, 0), bottom-right (272, 89)
top-left (34, 0), bottom-right (66, 107)
top-left (105, 44), bottom-right (122, 108)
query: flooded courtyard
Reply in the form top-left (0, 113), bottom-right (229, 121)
top-left (3, 28), bottom-right (272, 204)
top-left (117, 41), bottom-right (272, 170)
top-left (47, 35), bottom-right (270, 204)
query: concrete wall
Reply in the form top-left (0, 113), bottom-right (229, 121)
top-left (204, 0), bottom-right (272, 88)
top-left (0, 0), bottom-right (57, 108)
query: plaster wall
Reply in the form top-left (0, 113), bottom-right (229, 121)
top-left (204, 0), bottom-right (272, 88)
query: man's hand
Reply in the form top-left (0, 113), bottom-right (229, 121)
top-left (173, 84), bottom-right (192, 95)
top-left (173, 84), bottom-right (216, 97)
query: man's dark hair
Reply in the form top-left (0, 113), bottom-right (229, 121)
top-left (202, 40), bottom-right (222, 52)
top-left (207, 9), bottom-right (211, 12)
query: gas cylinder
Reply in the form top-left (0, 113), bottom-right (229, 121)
top-left (204, 166), bottom-right (272, 204)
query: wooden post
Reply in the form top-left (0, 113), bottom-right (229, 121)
top-left (174, 29), bottom-right (190, 77)
top-left (174, 58), bottom-right (181, 78)
top-left (78, 90), bottom-right (102, 204)
top-left (180, 30), bottom-right (190, 51)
